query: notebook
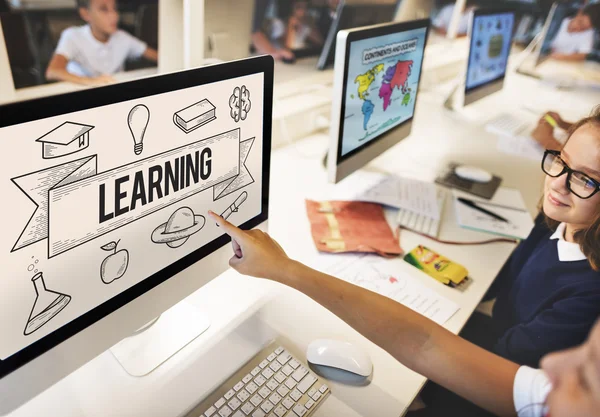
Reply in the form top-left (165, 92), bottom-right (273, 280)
top-left (453, 188), bottom-right (534, 240)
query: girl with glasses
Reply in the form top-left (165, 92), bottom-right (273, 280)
top-left (413, 107), bottom-right (600, 415)
top-left (481, 106), bottom-right (600, 369)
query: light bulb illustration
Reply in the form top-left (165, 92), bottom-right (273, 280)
top-left (127, 104), bottom-right (150, 155)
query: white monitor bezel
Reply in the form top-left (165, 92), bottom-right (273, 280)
top-left (327, 19), bottom-right (431, 183)
top-left (463, 8), bottom-right (516, 107)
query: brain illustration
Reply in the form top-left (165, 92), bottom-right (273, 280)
top-left (229, 85), bottom-right (252, 122)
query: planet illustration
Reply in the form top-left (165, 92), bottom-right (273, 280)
top-left (151, 207), bottom-right (206, 248)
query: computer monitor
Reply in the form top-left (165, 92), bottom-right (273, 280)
top-left (0, 55), bottom-right (273, 413)
top-left (317, 0), bottom-right (401, 70)
top-left (327, 19), bottom-right (430, 183)
top-left (463, 8), bottom-right (515, 106)
top-left (535, 3), bottom-right (573, 68)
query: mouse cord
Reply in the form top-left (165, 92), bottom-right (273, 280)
top-left (398, 226), bottom-right (519, 246)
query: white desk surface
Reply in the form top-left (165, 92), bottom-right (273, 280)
top-left (7, 64), bottom-right (600, 417)
top-left (2, 67), bottom-right (158, 105)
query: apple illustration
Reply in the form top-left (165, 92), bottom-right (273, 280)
top-left (100, 240), bottom-right (129, 284)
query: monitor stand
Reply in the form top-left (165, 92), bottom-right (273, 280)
top-left (443, 79), bottom-right (464, 111)
top-left (514, 31), bottom-right (544, 79)
top-left (109, 301), bottom-right (210, 377)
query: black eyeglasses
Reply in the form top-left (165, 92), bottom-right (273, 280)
top-left (541, 150), bottom-right (600, 199)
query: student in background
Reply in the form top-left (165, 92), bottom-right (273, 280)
top-left (285, 0), bottom-right (324, 51)
top-left (432, 1), bottom-right (477, 36)
top-left (532, 111), bottom-right (574, 150)
top-left (316, 0), bottom-right (340, 41)
top-left (550, 4), bottom-right (600, 61)
top-left (46, 0), bottom-right (158, 86)
top-left (251, 0), bottom-right (296, 63)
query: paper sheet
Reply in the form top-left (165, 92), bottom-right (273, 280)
top-left (496, 134), bottom-right (544, 161)
top-left (332, 174), bottom-right (440, 220)
top-left (453, 188), bottom-right (534, 240)
top-left (315, 254), bottom-right (460, 326)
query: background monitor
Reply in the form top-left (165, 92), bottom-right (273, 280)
top-left (464, 8), bottom-right (515, 106)
top-left (317, 0), bottom-right (401, 70)
top-left (327, 19), bottom-right (430, 183)
top-left (0, 55), bottom-right (273, 414)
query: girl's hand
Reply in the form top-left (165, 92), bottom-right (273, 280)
top-left (208, 211), bottom-right (291, 281)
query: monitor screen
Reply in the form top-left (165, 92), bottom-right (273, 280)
top-left (0, 59), bottom-right (271, 379)
top-left (317, 1), bottom-right (399, 70)
top-left (465, 11), bottom-right (515, 94)
top-left (339, 25), bottom-right (427, 158)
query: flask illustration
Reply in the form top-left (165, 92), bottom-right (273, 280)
top-left (127, 104), bottom-right (150, 155)
top-left (24, 272), bottom-right (71, 336)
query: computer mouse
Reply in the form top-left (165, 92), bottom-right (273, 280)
top-left (454, 165), bottom-right (493, 183)
top-left (306, 339), bottom-right (373, 377)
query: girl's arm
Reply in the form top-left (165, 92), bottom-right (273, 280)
top-left (210, 212), bottom-right (521, 417)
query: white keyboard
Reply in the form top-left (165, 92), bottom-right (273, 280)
top-left (396, 189), bottom-right (446, 238)
top-left (185, 341), bottom-right (330, 417)
top-left (485, 113), bottom-right (532, 137)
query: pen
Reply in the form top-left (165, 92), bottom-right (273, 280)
top-left (218, 192), bottom-right (248, 226)
top-left (544, 114), bottom-right (558, 128)
top-left (457, 197), bottom-right (509, 223)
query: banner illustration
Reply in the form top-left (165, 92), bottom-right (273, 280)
top-left (12, 128), bottom-right (254, 258)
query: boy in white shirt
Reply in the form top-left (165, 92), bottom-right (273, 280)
top-left (551, 4), bottom-right (600, 62)
top-left (46, 0), bottom-right (158, 86)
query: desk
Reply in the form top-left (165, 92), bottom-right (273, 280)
top-left (6, 64), bottom-right (599, 417)
top-left (0, 67), bottom-right (157, 105)
top-left (7, 1), bottom-right (76, 10)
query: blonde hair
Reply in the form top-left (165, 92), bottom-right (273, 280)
top-left (543, 106), bottom-right (600, 270)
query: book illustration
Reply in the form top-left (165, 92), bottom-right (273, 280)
top-left (128, 104), bottom-right (150, 155)
top-left (213, 137), bottom-right (255, 201)
top-left (173, 99), bottom-right (217, 134)
top-left (100, 240), bottom-right (129, 284)
top-left (151, 206), bottom-right (206, 248)
top-left (35, 122), bottom-right (94, 159)
top-left (24, 271), bottom-right (71, 336)
top-left (220, 191), bottom-right (248, 221)
top-left (229, 85), bottom-right (251, 123)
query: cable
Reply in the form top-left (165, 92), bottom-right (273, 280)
top-left (398, 226), bottom-right (519, 246)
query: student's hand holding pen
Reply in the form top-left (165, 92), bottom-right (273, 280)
top-left (543, 111), bottom-right (573, 131)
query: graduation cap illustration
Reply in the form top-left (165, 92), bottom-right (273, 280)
top-left (36, 121), bottom-right (94, 159)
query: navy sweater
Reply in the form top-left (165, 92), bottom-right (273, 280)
top-left (487, 216), bottom-right (600, 368)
